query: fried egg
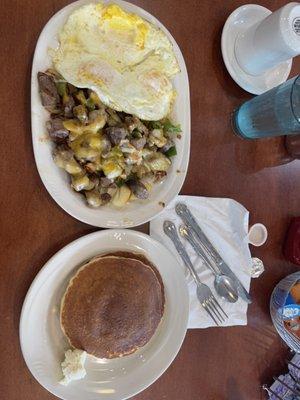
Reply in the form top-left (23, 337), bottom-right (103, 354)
top-left (52, 3), bottom-right (180, 120)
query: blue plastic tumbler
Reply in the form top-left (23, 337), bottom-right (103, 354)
top-left (232, 76), bottom-right (300, 139)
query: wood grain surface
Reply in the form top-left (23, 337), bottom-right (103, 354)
top-left (1, 1), bottom-right (300, 399)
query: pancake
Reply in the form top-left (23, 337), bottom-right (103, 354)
top-left (92, 251), bottom-right (165, 301)
top-left (61, 255), bottom-right (164, 359)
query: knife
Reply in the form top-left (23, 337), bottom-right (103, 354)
top-left (175, 202), bottom-right (252, 304)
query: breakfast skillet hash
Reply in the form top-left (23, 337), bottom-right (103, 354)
top-left (38, 3), bottom-right (181, 208)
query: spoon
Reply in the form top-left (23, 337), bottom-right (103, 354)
top-left (175, 202), bottom-right (251, 303)
top-left (179, 224), bottom-right (239, 303)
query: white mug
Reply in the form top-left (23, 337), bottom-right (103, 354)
top-left (235, 2), bottom-right (300, 76)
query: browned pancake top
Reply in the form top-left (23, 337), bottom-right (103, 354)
top-left (61, 255), bottom-right (164, 359)
top-left (93, 251), bottom-right (165, 301)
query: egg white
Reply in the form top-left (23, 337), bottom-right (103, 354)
top-left (53, 3), bottom-right (180, 120)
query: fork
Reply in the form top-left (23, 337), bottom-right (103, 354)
top-left (163, 220), bottom-right (228, 326)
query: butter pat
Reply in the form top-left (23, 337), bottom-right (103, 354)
top-left (60, 349), bottom-right (87, 386)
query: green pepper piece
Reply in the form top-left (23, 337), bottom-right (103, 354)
top-left (86, 97), bottom-right (96, 111)
top-left (75, 90), bottom-right (87, 105)
top-left (115, 177), bottom-right (125, 187)
top-left (150, 121), bottom-right (163, 129)
top-left (56, 81), bottom-right (67, 97)
top-left (132, 129), bottom-right (142, 139)
top-left (164, 146), bottom-right (177, 157)
top-left (163, 119), bottom-right (181, 133)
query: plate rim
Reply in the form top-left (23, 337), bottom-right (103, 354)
top-left (31, 0), bottom-right (191, 228)
top-left (19, 228), bottom-right (189, 400)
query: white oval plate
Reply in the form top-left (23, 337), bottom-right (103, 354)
top-left (31, 0), bottom-right (190, 228)
top-left (20, 229), bottom-right (189, 400)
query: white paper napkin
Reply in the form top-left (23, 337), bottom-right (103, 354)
top-left (150, 195), bottom-right (252, 328)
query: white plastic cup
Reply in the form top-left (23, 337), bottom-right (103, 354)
top-left (235, 2), bottom-right (300, 76)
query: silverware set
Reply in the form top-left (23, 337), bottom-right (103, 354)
top-left (164, 221), bottom-right (227, 325)
top-left (175, 203), bottom-right (252, 304)
top-left (163, 202), bottom-right (252, 326)
top-left (179, 224), bottom-right (238, 303)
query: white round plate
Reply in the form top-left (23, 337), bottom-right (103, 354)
top-left (221, 4), bottom-right (292, 95)
top-left (31, 0), bottom-right (190, 228)
top-left (20, 229), bottom-right (189, 400)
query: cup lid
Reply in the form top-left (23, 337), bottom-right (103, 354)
top-left (248, 223), bottom-right (268, 246)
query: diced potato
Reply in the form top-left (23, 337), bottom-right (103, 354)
top-left (112, 185), bottom-right (131, 207)
top-left (140, 172), bottom-right (155, 189)
top-left (123, 164), bottom-right (133, 177)
top-left (135, 163), bottom-right (151, 178)
top-left (147, 152), bottom-right (171, 172)
top-left (71, 174), bottom-right (94, 192)
top-left (70, 140), bottom-right (98, 161)
top-left (120, 142), bottom-right (136, 154)
top-left (88, 135), bottom-right (102, 150)
top-left (73, 105), bottom-right (88, 123)
top-left (110, 146), bottom-right (124, 159)
top-left (70, 133), bottom-right (106, 161)
top-left (85, 190), bottom-right (102, 207)
top-left (63, 113), bottom-right (107, 139)
top-left (91, 157), bottom-right (102, 171)
top-left (63, 119), bottom-right (85, 139)
top-left (53, 148), bottom-right (83, 175)
top-left (77, 147), bottom-right (99, 161)
top-left (130, 192), bottom-right (137, 201)
top-left (125, 152), bottom-right (143, 166)
top-left (141, 148), bottom-right (153, 159)
top-left (106, 108), bottom-right (122, 125)
top-left (84, 156), bottom-right (102, 173)
top-left (148, 129), bottom-right (168, 148)
top-left (102, 159), bottom-right (123, 179)
top-left (87, 114), bottom-right (107, 134)
top-left (107, 186), bottom-right (118, 197)
top-left (64, 160), bottom-right (83, 175)
top-left (119, 142), bottom-right (142, 165)
top-left (144, 182), bottom-right (153, 192)
top-left (89, 91), bottom-right (103, 108)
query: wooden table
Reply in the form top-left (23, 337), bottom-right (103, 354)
top-left (1, 0), bottom-right (300, 399)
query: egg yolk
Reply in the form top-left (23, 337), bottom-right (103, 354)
top-left (99, 4), bottom-right (148, 48)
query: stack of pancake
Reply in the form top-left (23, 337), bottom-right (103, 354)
top-left (60, 251), bottom-right (165, 359)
